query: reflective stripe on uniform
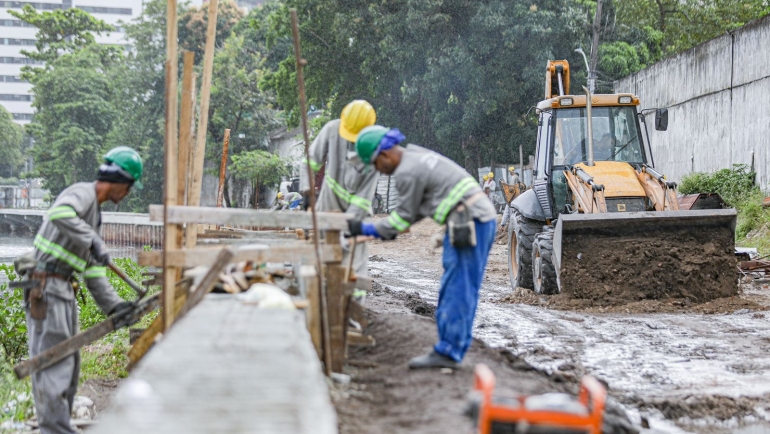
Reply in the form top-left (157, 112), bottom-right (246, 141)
top-left (387, 211), bottom-right (410, 231)
top-left (83, 266), bottom-right (107, 279)
top-left (47, 205), bottom-right (77, 221)
top-left (433, 177), bottom-right (477, 224)
top-left (33, 234), bottom-right (87, 272)
top-left (325, 175), bottom-right (372, 211)
top-left (308, 159), bottom-right (322, 172)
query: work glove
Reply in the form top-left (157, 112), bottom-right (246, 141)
top-left (90, 235), bottom-right (110, 265)
top-left (109, 300), bottom-right (135, 316)
top-left (348, 220), bottom-right (364, 237)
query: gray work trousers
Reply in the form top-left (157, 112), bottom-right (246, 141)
top-left (26, 277), bottom-right (79, 434)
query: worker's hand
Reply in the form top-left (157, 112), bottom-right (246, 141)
top-left (348, 220), bottom-right (364, 237)
top-left (90, 235), bottom-right (110, 265)
top-left (109, 300), bottom-right (135, 316)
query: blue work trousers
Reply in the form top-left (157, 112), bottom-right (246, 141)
top-left (433, 219), bottom-right (496, 362)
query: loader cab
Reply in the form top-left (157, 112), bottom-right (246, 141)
top-left (534, 95), bottom-right (650, 218)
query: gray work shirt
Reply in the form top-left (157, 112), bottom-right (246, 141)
top-left (33, 182), bottom-right (122, 313)
top-left (374, 145), bottom-right (497, 239)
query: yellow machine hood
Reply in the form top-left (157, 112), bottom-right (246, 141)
top-left (573, 162), bottom-right (646, 198)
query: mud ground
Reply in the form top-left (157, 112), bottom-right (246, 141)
top-left (358, 217), bottom-right (770, 433)
top-left (331, 286), bottom-right (636, 434)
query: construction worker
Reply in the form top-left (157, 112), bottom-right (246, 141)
top-left (349, 126), bottom-right (497, 369)
top-left (481, 174), bottom-right (488, 188)
top-left (300, 100), bottom-right (378, 292)
top-left (483, 171), bottom-right (496, 197)
top-left (285, 191), bottom-right (302, 210)
top-left (508, 166), bottom-right (520, 184)
top-left (19, 146), bottom-right (141, 434)
top-left (271, 192), bottom-right (287, 211)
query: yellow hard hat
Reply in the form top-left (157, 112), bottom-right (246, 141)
top-left (277, 192), bottom-right (284, 199)
top-left (482, 175), bottom-right (488, 181)
top-left (488, 172), bottom-right (494, 178)
top-left (508, 166), bottom-right (516, 173)
top-left (339, 100), bottom-right (376, 142)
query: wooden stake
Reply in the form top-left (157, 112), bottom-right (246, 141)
top-left (162, 0), bottom-right (180, 332)
top-left (187, 0), bottom-right (218, 210)
top-left (177, 51), bottom-right (195, 252)
top-left (291, 8), bottom-right (332, 376)
top-left (216, 129), bottom-right (231, 208)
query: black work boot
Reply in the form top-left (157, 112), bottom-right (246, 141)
top-left (408, 351), bottom-right (460, 369)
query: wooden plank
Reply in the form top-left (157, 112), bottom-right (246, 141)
top-left (162, 0), bottom-right (180, 332)
top-left (347, 298), bottom-right (368, 329)
top-left (127, 279), bottom-right (191, 367)
top-left (323, 230), bottom-right (350, 373)
top-left (299, 265), bottom-right (322, 359)
top-left (177, 51), bottom-right (195, 251)
top-left (347, 331), bottom-right (375, 347)
top-left (149, 205), bottom-right (352, 231)
top-left (216, 129), bottom-right (231, 208)
top-left (186, 0), bottom-right (218, 227)
top-left (137, 244), bottom-right (342, 267)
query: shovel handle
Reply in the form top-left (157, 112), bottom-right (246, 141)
top-left (108, 262), bottom-right (148, 299)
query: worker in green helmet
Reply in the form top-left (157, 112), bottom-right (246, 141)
top-left (19, 146), bottom-right (142, 433)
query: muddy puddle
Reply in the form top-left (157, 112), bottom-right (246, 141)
top-left (369, 254), bottom-right (770, 434)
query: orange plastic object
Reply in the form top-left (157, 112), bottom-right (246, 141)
top-left (473, 364), bottom-right (605, 434)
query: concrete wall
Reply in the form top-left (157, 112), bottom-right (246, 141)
top-left (614, 15), bottom-right (770, 192)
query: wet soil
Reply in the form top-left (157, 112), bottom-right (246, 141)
top-left (559, 227), bottom-right (738, 304)
top-left (332, 288), bottom-right (637, 434)
top-left (365, 217), bottom-right (770, 433)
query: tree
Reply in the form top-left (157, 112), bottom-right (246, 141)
top-left (178, 0), bottom-right (244, 64)
top-left (230, 150), bottom-right (290, 208)
top-left (26, 46), bottom-right (120, 196)
top-left (9, 4), bottom-right (117, 81)
top-left (0, 106), bottom-right (25, 180)
top-left (207, 28), bottom-right (281, 207)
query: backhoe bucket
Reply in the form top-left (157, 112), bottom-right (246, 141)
top-left (553, 209), bottom-right (737, 304)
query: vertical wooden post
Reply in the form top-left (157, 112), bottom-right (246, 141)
top-left (185, 0), bottom-right (218, 248)
top-left (216, 129), bottom-right (231, 208)
top-left (162, 0), bottom-right (179, 332)
top-left (177, 51), bottom-right (195, 251)
top-left (324, 230), bottom-right (349, 373)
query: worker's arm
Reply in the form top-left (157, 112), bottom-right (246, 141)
top-left (367, 174), bottom-right (424, 240)
top-left (345, 169), bottom-right (379, 220)
top-left (299, 121), bottom-right (333, 192)
top-left (82, 259), bottom-right (125, 315)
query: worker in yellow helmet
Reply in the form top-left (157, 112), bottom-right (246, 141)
top-left (482, 172), bottom-right (496, 198)
top-left (300, 100), bottom-right (378, 301)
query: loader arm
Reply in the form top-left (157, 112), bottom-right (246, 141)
top-left (563, 167), bottom-right (607, 214)
top-left (636, 165), bottom-right (680, 211)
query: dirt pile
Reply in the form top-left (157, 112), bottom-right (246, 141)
top-left (559, 225), bottom-right (737, 305)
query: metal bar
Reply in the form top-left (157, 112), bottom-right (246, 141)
top-left (216, 129), bottom-right (231, 208)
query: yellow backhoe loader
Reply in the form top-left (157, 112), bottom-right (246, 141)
top-left (508, 60), bottom-right (737, 303)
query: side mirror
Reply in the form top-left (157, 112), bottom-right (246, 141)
top-left (655, 108), bottom-right (668, 131)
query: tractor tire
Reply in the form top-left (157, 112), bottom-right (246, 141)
top-left (532, 231), bottom-right (559, 295)
top-left (508, 209), bottom-right (540, 290)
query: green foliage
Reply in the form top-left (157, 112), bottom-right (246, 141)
top-left (0, 106), bottom-right (25, 180)
top-left (0, 265), bottom-right (27, 364)
top-left (8, 4), bottom-right (117, 81)
top-left (78, 257), bottom-right (148, 330)
top-left (179, 0), bottom-right (244, 63)
top-left (25, 46), bottom-right (121, 198)
top-left (230, 150), bottom-right (291, 208)
top-left (680, 165), bottom-right (769, 239)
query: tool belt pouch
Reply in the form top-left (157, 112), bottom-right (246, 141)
top-left (447, 202), bottom-right (476, 248)
top-left (27, 275), bottom-right (47, 320)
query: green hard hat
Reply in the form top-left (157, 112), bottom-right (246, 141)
top-left (104, 146), bottom-right (143, 189)
top-left (356, 125), bottom-right (389, 164)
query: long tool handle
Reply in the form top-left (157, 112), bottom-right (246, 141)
top-left (108, 262), bottom-right (148, 299)
top-left (14, 293), bottom-right (161, 379)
